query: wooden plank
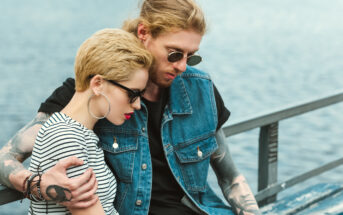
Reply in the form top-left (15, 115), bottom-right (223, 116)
top-left (260, 183), bottom-right (343, 215)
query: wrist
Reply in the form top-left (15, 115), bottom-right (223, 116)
top-left (23, 173), bottom-right (45, 201)
top-left (9, 170), bottom-right (33, 192)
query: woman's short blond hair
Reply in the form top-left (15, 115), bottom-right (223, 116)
top-left (74, 28), bottom-right (153, 91)
top-left (122, 0), bottom-right (206, 38)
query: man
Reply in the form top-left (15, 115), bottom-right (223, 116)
top-left (0, 0), bottom-right (261, 214)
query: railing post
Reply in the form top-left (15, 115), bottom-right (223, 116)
top-left (258, 122), bottom-right (278, 206)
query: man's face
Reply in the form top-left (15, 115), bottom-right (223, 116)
top-left (142, 29), bottom-right (203, 88)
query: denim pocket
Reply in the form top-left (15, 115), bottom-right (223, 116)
top-left (174, 135), bottom-right (218, 192)
top-left (99, 133), bottom-right (138, 183)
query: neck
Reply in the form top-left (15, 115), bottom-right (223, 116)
top-left (61, 90), bottom-right (98, 130)
top-left (143, 80), bottom-right (163, 102)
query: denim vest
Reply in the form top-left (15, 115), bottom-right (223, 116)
top-left (95, 67), bottom-right (233, 215)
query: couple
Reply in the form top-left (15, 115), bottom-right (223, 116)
top-left (0, 0), bottom-right (261, 214)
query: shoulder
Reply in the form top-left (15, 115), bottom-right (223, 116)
top-left (180, 66), bottom-right (212, 80)
top-left (37, 113), bottom-right (86, 145)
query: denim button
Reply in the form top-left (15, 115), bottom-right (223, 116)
top-left (142, 127), bottom-right (146, 132)
top-left (113, 137), bottom-right (118, 149)
top-left (112, 143), bottom-right (119, 149)
top-left (136, 199), bottom-right (142, 206)
top-left (197, 149), bottom-right (203, 158)
top-left (141, 163), bottom-right (147, 170)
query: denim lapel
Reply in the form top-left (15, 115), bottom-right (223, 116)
top-left (169, 74), bottom-right (193, 115)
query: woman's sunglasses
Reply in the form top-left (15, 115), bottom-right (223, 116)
top-left (106, 80), bottom-right (145, 104)
top-left (167, 51), bottom-right (202, 66)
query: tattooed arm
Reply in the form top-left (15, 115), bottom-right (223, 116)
top-left (0, 112), bottom-right (98, 208)
top-left (0, 112), bottom-right (49, 191)
top-left (210, 129), bottom-right (261, 215)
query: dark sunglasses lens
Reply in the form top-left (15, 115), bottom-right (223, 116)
top-left (128, 93), bottom-right (137, 103)
top-left (128, 90), bottom-right (143, 103)
top-left (130, 97), bottom-right (137, 103)
top-left (168, 52), bottom-right (184, 62)
top-left (187, 55), bottom-right (202, 66)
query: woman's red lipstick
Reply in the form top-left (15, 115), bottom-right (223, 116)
top-left (124, 112), bottom-right (134, 120)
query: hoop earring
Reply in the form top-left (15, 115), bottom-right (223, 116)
top-left (87, 92), bottom-right (111, 120)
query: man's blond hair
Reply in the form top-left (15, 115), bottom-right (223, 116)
top-left (74, 28), bottom-right (153, 91)
top-left (122, 0), bottom-right (206, 38)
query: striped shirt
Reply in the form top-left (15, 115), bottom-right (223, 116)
top-left (29, 112), bottom-right (118, 215)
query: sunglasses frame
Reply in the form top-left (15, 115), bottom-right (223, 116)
top-left (106, 80), bottom-right (145, 104)
top-left (167, 51), bottom-right (202, 66)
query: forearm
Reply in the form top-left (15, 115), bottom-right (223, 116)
top-left (0, 112), bottom-right (49, 190)
top-left (0, 153), bottom-right (32, 191)
top-left (211, 129), bottom-right (260, 215)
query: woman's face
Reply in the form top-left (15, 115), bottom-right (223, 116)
top-left (100, 68), bottom-right (149, 125)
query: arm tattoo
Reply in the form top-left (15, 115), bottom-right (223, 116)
top-left (0, 112), bottom-right (50, 188)
top-left (211, 129), bottom-right (239, 186)
top-left (211, 129), bottom-right (261, 214)
top-left (46, 185), bottom-right (72, 202)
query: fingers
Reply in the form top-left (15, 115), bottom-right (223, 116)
top-left (72, 170), bottom-right (97, 199)
top-left (60, 171), bottom-right (98, 209)
top-left (70, 168), bottom-right (94, 190)
top-left (58, 156), bottom-right (84, 170)
top-left (73, 177), bottom-right (98, 202)
top-left (60, 195), bottom-right (99, 209)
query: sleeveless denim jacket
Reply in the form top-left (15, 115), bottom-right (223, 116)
top-left (95, 67), bottom-right (233, 215)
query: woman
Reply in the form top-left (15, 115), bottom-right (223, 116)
top-left (28, 28), bottom-right (153, 215)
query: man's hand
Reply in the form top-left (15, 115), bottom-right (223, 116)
top-left (40, 156), bottom-right (98, 209)
top-left (226, 175), bottom-right (261, 215)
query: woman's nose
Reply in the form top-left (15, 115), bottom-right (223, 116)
top-left (131, 97), bottom-right (141, 110)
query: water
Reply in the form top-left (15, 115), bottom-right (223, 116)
top-left (1, 0), bottom-right (343, 214)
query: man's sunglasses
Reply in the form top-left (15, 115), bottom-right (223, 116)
top-left (106, 80), bottom-right (145, 104)
top-left (167, 51), bottom-right (202, 66)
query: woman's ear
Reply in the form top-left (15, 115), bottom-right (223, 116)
top-left (89, 75), bottom-right (104, 96)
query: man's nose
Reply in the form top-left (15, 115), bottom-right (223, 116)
top-left (173, 57), bottom-right (187, 73)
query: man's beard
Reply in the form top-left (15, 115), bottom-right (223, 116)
top-left (149, 67), bottom-right (174, 88)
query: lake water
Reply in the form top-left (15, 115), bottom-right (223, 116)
top-left (1, 0), bottom-right (343, 214)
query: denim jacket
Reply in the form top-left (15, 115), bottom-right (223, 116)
top-left (95, 67), bottom-right (233, 215)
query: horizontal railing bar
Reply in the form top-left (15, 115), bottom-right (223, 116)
top-left (255, 157), bottom-right (343, 201)
top-left (223, 89), bottom-right (343, 137)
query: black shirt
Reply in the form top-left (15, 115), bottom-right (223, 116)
top-left (38, 78), bottom-right (230, 214)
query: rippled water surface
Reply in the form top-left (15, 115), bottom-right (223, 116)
top-left (1, 0), bottom-right (343, 214)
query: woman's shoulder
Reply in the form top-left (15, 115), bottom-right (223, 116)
top-left (38, 113), bottom-right (87, 142)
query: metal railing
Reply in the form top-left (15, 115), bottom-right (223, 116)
top-left (1, 89), bottom-right (343, 207)
top-left (221, 89), bottom-right (343, 206)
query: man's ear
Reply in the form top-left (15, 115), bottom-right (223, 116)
top-left (89, 75), bottom-right (104, 96)
top-left (137, 23), bottom-right (149, 42)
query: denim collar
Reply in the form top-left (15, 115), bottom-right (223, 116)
top-left (169, 75), bottom-right (193, 115)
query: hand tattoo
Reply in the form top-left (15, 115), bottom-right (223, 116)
top-left (46, 185), bottom-right (72, 202)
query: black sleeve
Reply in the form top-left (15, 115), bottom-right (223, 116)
top-left (38, 78), bottom-right (76, 114)
top-left (213, 84), bottom-right (231, 130)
